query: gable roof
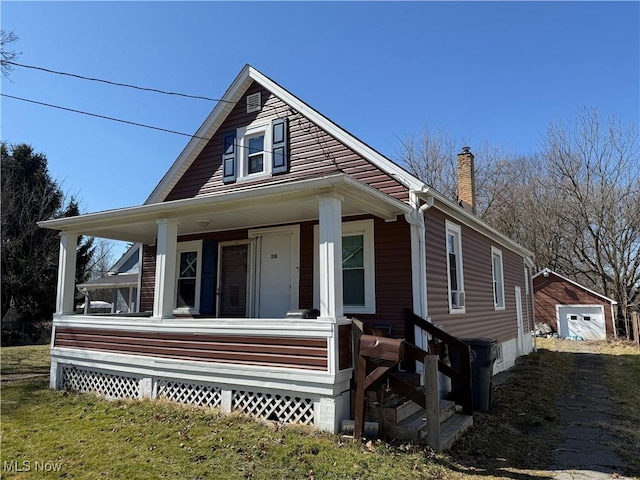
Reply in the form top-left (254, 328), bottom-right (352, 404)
top-left (146, 64), bottom-right (423, 204)
top-left (532, 268), bottom-right (617, 305)
top-left (143, 64), bottom-right (534, 260)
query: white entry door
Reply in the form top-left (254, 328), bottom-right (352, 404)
top-left (557, 305), bottom-right (606, 340)
top-left (250, 226), bottom-right (299, 318)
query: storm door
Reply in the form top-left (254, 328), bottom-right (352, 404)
top-left (217, 242), bottom-right (250, 317)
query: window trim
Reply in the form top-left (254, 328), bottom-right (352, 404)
top-left (491, 246), bottom-right (505, 310)
top-left (445, 220), bottom-right (465, 314)
top-left (237, 121), bottom-right (272, 181)
top-left (313, 219), bottom-right (376, 315)
top-left (174, 240), bottom-right (203, 315)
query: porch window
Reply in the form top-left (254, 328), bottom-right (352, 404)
top-left (491, 246), bottom-right (505, 310)
top-left (445, 221), bottom-right (465, 313)
top-left (313, 219), bottom-right (376, 314)
top-left (175, 241), bottom-right (202, 314)
top-left (342, 234), bottom-right (365, 306)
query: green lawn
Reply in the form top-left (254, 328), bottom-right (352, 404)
top-left (1, 344), bottom-right (50, 375)
top-left (1, 340), bottom-right (638, 479)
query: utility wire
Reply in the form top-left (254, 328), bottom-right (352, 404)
top-left (2, 93), bottom-right (212, 140)
top-left (5, 60), bottom-right (234, 104)
top-left (1, 93), bottom-right (283, 155)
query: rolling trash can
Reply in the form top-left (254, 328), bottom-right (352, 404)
top-left (448, 338), bottom-right (498, 412)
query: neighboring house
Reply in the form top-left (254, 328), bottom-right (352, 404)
top-left (76, 244), bottom-right (142, 314)
top-left (533, 268), bottom-right (617, 340)
top-left (38, 65), bottom-right (535, 434)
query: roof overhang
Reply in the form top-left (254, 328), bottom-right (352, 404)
top-left (77, 273), bottom-right (139, 290)
top-left (532, 269), bottom-right (618, 305)
top-left (412, 185), bottom-right (535, 260)
top-left (39, 174), bottom-right (412, 244)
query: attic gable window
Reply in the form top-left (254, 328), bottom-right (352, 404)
top-left (222, 118), bottom-right (289, 183)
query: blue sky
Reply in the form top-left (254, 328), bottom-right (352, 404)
top-left (2, 1), bottom-right (638, 258)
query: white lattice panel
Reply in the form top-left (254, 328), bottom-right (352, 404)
top-left (232, 390), bottom-right (315, 425)
top-left (62, 366), bottom-right (139, 400)
top-left (157, 380), bottom-right (222, 407)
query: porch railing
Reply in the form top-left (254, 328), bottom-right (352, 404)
top-left (404, 309), bottom-right (473, 415)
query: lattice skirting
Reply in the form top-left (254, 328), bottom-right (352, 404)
top-left (157, 380), bottom-right (222, 408)
top-left (59, 365), bottom-right (318, 428)
top-left (62, 365), bottom-right (140, 400)
top-left (232, 390), bottom-right (315, 425)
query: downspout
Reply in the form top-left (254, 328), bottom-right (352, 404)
top-left (405, 190), bottom-right (435, 348)
top-left (525, 257), bottom-right (537, 352)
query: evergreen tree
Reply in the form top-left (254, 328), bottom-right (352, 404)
top-left (1, 143), bottom-right (94, 324)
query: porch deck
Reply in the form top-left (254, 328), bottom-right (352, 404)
top-left (50, 314), bottom-right (353, 433)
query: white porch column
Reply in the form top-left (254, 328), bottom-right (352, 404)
top-left (318, 194), bottom-right (344, 319)
top-left (55, 231), bottom-right (78, 316)
top-left (152, 218), bottom-right (178, 320)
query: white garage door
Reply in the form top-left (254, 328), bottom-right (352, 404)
top-left (557, 305), bottom-right (606, 340)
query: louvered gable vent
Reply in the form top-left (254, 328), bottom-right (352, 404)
top-left (246, 92), bottom-right (261, 113)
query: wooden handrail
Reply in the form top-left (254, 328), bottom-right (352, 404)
top-left (404, 309), bottom-right (473, 415)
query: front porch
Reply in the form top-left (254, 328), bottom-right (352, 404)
top-left (50, 314), bottom-right (353, 432)
top-left (40, 174), bottom-right (415, 434)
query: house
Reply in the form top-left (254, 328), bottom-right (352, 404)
top-left (533, 268), bottom-right (617, 340)
top-left (75, 244), bottom-right (141, 314)
top-left (38, 65), bottom-right (535, 436)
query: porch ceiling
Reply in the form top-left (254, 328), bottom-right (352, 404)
top-left (38, 174), bottom-right (411, 244)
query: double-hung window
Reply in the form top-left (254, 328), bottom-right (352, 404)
top-left (175, 240), bottom-right (202, 314)
top-left (491, 246), bottom-right (505, 310)
top-left (445, 221), bottom-right (465, 312)
top-left (247, 133), bottom-right (265, 174)
top-left (222, 116), bottom-right (288, 183)
top-left (313, 219), bottom-right (376, 314)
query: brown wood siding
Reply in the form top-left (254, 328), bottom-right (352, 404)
top-left (425, 209), bottom-right (527, 343)
top-left (138, 216), bottom-right (412, 337)
top-left (299, 222), bottom-right (315, 309)
top-left (140, 244), bottom-right (157, 313)
top-left (165, 82), bottom-right (409, 203)
top-left (298, 215), bottom-right (414, 337)
top-left (54, 327), bottom-right (328, 371)
top-left (338, 324), bottom-right (352, 370)
top-left (533, 274), bottom-right (614, 336)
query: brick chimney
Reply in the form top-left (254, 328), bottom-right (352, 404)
top-left (457, 146), bottom-right (476, 214)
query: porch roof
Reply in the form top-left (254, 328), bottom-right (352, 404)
top-left (38, 174), bottom-right (412, 243)
top-left (77, 273), bottom-right (138, 290)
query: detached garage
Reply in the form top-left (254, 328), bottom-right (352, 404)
top-left (533, 269), bottom-right (617, 340)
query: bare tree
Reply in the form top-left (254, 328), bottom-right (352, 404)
top-left (395, 124), bottom-right (458, 200)
top-left (541, 107), bottom-right (640, 335)
top-left (395, 126), bottom-right (517, 219)
top-left (1, 30), bottom-right (20, 78)
top-left (86, 239), bottom-right (116, 280)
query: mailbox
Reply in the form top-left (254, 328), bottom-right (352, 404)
top-left (359, 334), bottom-right (404, 362)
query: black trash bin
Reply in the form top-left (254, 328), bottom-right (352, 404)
top-left (449, 338), bottom-right (498, 412)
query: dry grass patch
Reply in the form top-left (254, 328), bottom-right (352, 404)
top-left (447, 347), bottom-right (572, 478)
top-left (599, 339), bottom-right (640, 476)
top-left (1, 344), bottom-right (50, 375)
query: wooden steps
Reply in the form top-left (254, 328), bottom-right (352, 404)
top-left (376, 394), bottom-right (473, 450)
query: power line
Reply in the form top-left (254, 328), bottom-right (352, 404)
top-left (5, 60), bottom-right (234, 104)
top-left (1, 93), bottom-right (288, 157)
top-left (2, 93), bottom-right (212, 140)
